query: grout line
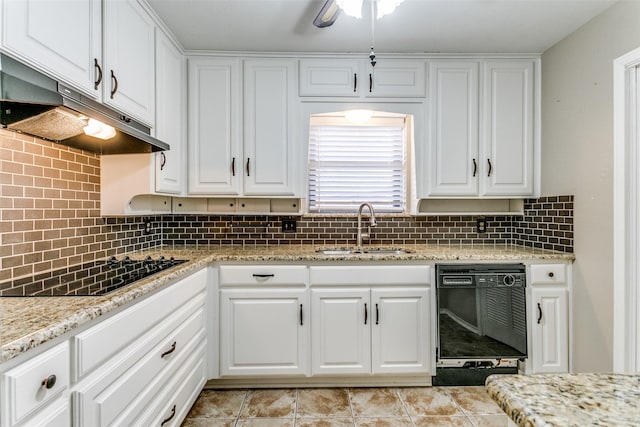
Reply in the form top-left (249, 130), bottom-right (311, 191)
top-left (395, 388), bottom-right (417, 427)
top-left (233, 389), bottom-right (250, 426)
top-left (347, 387), bottom-right (357, 427)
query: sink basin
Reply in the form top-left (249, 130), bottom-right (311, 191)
top-left (315, 248), bottom-right (412, 255)
top-left (363, 248), bottom-right (412, 255)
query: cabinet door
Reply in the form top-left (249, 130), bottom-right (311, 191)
top-left (103, 0), bottom-right (156, 125)
top-left (299, 59), bottom-right (361, 97)
top-left (367, 59), bottom-right (426, 98)
top-left (530, 287), bottom-right (568, 373)
top-left (371, 288), bottom-right (431, 374)
top-left (187, 57), bottom-right (242, 195)
top-left (220, 289), bottom-right (308, 376)
top-left (481, 59), bottom-right (535, 196)
top-left (154, 29), bottom-right (184, 194)
top-left (1, 0), bottom-right (102, 99)
top-left (243, 59), bottom-right (297, 195)
top-left (310, 288), bottom-right (371, 375)
top-left (427, 60), bottom-right (479, 196)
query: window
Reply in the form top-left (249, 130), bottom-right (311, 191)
top-left (308, 113), bottom-right (408, 213)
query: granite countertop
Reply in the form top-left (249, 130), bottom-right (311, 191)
top-left (1, 244), bottom-right (574, 364)
top-left (486, 373), bottom-right (640, 426)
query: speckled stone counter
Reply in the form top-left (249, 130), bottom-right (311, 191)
top-left (486, 373), bottom-right (640, 426)
top-left (1, 244), bottom-right (573, 364)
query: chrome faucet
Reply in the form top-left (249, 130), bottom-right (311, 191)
top-left (357, 202), bottom-right (377, 246)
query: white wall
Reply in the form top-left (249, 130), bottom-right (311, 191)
top-left (541, 1), bottom-right (640, 372)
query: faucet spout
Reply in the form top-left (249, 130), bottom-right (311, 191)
top-left (357, 203), bottom-right (376, 246)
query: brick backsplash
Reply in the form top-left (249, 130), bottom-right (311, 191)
top-left (513, 195), bottom-right (574, 253)
top-left (161, 214), bottom-right (515, 247)
top-left (161, 200), bottom-right (574, 252)
top-left (0, 128), bottom-right (573, 284)
top-left (0, 129), bottom-right (161, 282)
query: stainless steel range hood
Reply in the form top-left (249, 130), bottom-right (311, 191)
top-left (0, 54), bottom-right (169, 154)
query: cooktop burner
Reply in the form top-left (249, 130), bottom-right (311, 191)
top-left (0, 256), bottom-right (188, 297)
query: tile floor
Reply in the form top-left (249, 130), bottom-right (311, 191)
top-left (181, 386), bottom-right (517, 427)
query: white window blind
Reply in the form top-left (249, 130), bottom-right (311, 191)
top-left (308, 118), bottom-right (406, 213)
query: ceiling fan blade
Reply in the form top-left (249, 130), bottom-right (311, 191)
top-left (313, 0), bottom-right (341, 28)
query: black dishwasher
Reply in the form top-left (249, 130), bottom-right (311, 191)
top-left (434, 264), bottom-right (527, 385)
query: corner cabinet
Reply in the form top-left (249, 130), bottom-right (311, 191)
top-left (527, 263), bottom-right (570, 374)
top-left (188, 58), bottom-right (298, 197)
top-left (153, 28), bottom-right (186, 194)
top-left (423, 58), bottom-right (538, 198)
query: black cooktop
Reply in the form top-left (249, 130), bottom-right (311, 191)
top-left (0, 256), bottom-right (188, 297)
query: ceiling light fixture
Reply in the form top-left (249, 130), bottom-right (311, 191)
top-left (313, 0), bottom-right (342, 27)
top-left (336, 0), bottom-right (404, 19)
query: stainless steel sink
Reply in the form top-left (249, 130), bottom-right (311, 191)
top-left (315, 248), bottom-right (412, 255)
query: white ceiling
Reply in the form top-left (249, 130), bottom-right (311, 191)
top-left (147, 0), bottom-right (617, 54)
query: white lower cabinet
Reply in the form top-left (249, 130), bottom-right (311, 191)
top-left (218, 265), bottom-right (309, 376)
top-left (309, 265), bottom-right (433, 376)
top-left (528, 263), bottom-right (570, 373)
top-left (311, 287), bottom-right (431, 375)
top-left (1, 342), bottom-right (70, 427)
top-left (72, 268), bottom-right (208, 426)
top-left (220, 289), bottom-right (308, 376)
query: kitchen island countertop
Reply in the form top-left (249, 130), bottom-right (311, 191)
top-left (1, 244), bottom-right (573, 364)
top-left (486, 372), bottom-right (640, 426)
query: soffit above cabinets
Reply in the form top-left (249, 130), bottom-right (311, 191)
top-left (146, 0), bottom-right (615, 54)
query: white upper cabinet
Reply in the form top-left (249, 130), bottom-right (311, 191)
top-left (154, 28), bottom-right (185, 194)
top-left (188, 57), bottom-right (242, 195)
top-left (103, 0), bottom-right (156, 125)
top-left (243, 59), bottom-right (297, 195)
top-left (427, 60), bottom-right (479, 196)
top-left (299, 58), bottom-right (426, 98)
top-left (481, 59), bottom-right (535, 196)
top-left (299, 59), bottom-right (361, 97)
top-left (188, 58), bottom-right (297, 197)
top-left (1, 0), bottom-right (157, 126)
top-left (1, 0), bottom-right (102, 99)
top-left (423, 58), bottom-right (538, 198)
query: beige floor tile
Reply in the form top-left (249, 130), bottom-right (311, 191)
top-left (469, 414), bottom-right (517, 427)
top-left (236, 418), bottom-right (294, 427)
top-left (447, 387), bottom-right (504, 415)
top-left (296, 417), bottom-right (355, 427)
top-left (185, 389), bottom-right (247, 418)
top-left (181, 418), bottom-right (237, 427)
top-left (240, 389), bottom-right (297, 418)
top-left (398, 387), bottom-right (464, 417)
top-left (349, 388), bottom-right (406, 418)
top-left (297, 388), bottom-right (352, 418)
top-left (354, 417), bottom-right (413, 427)
top-left (412, 416), bottom-right (475, 427)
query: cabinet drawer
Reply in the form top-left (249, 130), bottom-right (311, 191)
top-left (310, 265), bottom-right (431, 286)
top-left (3, 342), bottom-right (70, 426)
top-left (220, 265), bottom-right (308, 286)
top-left (136, 344), bottom-right (207, 427)
top-left (529, 264), bottom-right (567, 285)
top-left (73, 268), bottom-right (206, 378)
top-left (90, 309), bottom-right (205, 427)
top-left (20, 396), bottom-right (70, 427)
top-left (299, 59), bottom-right (361, 97)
